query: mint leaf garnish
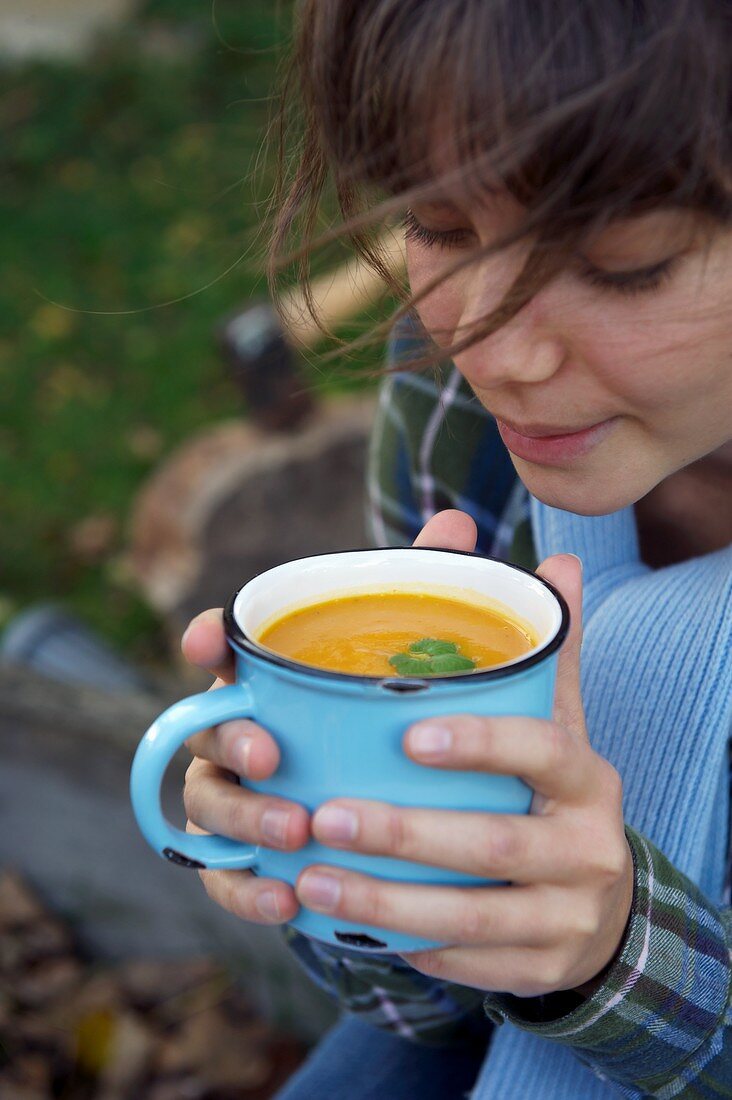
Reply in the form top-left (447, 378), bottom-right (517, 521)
top-left (409, 638), bottom-right (459, 656)
top-left (388, 638), bottom-right (477, 677)
top-left (389, 654), bottom-right (434, 676)
top-left (429, 653), bottom-right (477, 674)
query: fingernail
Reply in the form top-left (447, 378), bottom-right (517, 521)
top-left (234, 736), bottom-right (252, 776)
top-left (316, 806), bottom-right (359, 843)
top-left (256, 890), bottom-right (281, 920)
top-left (566, 553), bottom-right (583, 574)
top-left (220, 721), bottom-right (253, 775)
top-left (261, 808), bottom-right (290, 847)
top-left (408, 723), bottom-right (453, 758)
top-left (300, 872), bottom-right (342, 911)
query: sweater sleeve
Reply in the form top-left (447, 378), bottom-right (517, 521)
top-left (483, 826), bottom-right (732, 1096)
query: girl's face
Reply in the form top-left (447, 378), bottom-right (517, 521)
top-left (406, 193), bottom-right (732, 515)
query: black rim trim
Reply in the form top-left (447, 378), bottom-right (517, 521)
top-left (223, 547), bottom-right (570, 686)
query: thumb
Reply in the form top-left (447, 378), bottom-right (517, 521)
top-left (412, 509), bottom-right (478, 553)
top-left (535, 553), bottom-right (586, 739)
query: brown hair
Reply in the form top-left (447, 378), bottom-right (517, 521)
top-left (270, 0), bottom-right (732, 363)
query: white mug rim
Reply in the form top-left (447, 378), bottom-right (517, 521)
top-left (223, 547), bottom-right (570, 686)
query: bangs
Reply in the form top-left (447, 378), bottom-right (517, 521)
top-left (272, 0), bottom-right (732, 362)
top-left (304, 0), bottom-right (731, 234)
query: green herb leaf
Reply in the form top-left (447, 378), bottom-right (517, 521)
top-left (429, 653), bottom-right (477, 673)
top-left (389, 654), bottom-right (432, 676)
top-left (389, 638), bottom-right (478, 677)
top-left (409, 638), bottom-right (459, 656)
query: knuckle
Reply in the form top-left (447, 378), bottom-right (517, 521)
top-left (223, 794), bottom-right (251, 842)
top-left (462, 714), bottom-right (492, 755)
top-left (537, 951), bottom-right (571, 994)
top-left (484, 827), bottom-right (519, 875)
top-left (356, 881), bottom-right (389, 928)
top-left (219, 873), bottom-right (245, 918)
top-left (601, 762), bottom-right (624, 805)
top-left (568, 899), bottom-right (602, 941)
top-left (184, 756), bottom-right (206, 784)
top-left (595, 838), bottom-right (629, 884)
top-left (479, 823), bottom-right (520, 878)
top-left (408, 950), bottom-right (446, 978)
top-left (542, 722), bottom-right (569, 774)
top-left (182, 780), bottom-right (199, 822)
top-left (215, 722), bottom-right (242, 764)
top-left (225, 877), bottom-right (255, 922)
top-left (455, 899), bottom-right (485, 943)
top-left (199, 869), bottom-right (229, 910)
top-left (383, 807), bottom-right (410, 857)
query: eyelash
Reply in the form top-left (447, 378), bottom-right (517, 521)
top-left (402, 210), bottom-right (473, 251)
top-left (574, 257), bottom-right (677, 297)
top-left (402, 210), bottom-right (678, 296)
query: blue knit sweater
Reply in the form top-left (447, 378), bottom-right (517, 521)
top-left (472, 498), bottom-right (732, 1098)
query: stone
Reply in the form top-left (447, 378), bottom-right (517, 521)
top-left (125, 396), bottom-right (375, 659)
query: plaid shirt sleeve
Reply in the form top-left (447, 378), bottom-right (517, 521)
top-left (282, 927), bottom-right (489, 1048)
top-left (484, 826), bottom-right (732, 1096)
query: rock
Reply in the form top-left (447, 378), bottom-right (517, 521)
top-left (125, 396), bottom-right (374, 661)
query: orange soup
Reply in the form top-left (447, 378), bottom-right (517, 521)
top-left (256, 591), bottom-right (535, 677)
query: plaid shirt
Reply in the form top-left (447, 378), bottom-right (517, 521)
top-left (285, 320), bottom-right (732, 1096)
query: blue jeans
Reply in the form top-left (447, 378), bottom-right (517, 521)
top-left (276, 1015), bottom-right (488, 1100)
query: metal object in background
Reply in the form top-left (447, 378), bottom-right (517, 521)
top-left (217, 302), bottom-right (315, 431)
top-left (0, 604), bottom-right (153, 693)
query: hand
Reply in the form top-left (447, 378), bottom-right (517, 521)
top-left (295, 512), bottom-right (634, 997)
top-left (178, 512), bottom-right (476, 928)
top-left (181, 614), bottom-right (309, 926)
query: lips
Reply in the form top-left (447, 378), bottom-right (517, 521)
top-left (495, 416), bottom-right (618, 464)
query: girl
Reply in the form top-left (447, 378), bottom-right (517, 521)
top-left (181, 2), bottom-right (732, 1095)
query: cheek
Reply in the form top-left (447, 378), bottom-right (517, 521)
top-left (406, 245), bottom-right (465, 348)
top-left (569, 304), bottom-right (726, 416)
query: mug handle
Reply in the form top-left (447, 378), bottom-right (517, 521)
top-left (130, 683), bottom-right (259, 871)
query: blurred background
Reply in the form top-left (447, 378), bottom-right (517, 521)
top-left (1, 2), bottom-right (399, 1096)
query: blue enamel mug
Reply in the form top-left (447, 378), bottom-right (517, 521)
top-left (130, 547), bottom-right (569, 954)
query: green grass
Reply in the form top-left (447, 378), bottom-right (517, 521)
top-left (0, 1), bottom-right (381, 665)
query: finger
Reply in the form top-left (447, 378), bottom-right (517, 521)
top-left (535, 554), bottom-right (585, 737)
top-left (184, 758), bottom-right (310, 851)
top-left (181, 608), bottom-right (236, 683)
top-left (311, 799), bottom-right (571, 883)
top-left (186, 820), bottom-right (298, 925)
top-left (412, 509), bottom-right (478, 552)
top-left (295, 866), bottom-right (554, 948)
top-left (403, 714), bottom-right (590, 802)
top-left (185, 718), bottom-right (280, 781)
top-left (400, 944), bottom-right (562, 998)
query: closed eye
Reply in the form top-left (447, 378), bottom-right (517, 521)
top-left (404, 208), bottom-right (681, 296)
top-left (575, 256), bottom-right (679, 296)
top-left (403, 209), bottom-right (474, 250)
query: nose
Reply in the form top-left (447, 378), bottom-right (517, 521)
top-left (454, 289), bottom-right (565, 390)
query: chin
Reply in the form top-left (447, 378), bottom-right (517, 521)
top-left (511, 456), bottom-right (650, 517)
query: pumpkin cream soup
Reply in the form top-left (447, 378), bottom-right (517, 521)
top-left (256, 591), bottom-right (535, 677)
